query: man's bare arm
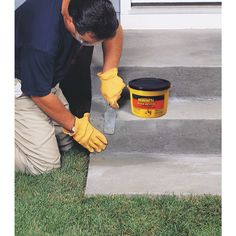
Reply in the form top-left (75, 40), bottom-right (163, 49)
top-left (102, 24), bottom-right (123, 72)
top-left (31, 93), bottom-right (75, 131)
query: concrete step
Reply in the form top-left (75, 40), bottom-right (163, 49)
top-left (85, 153), bottom-right (221, 196)
top-left (90, 97), bottom-right (221, 154)
top-left (86, 29), bottom-right (221, 196)
top-left (91, 96), bottom-right (221, 121)
top-left (91, 30), bottom-right (221, 97)
top-left (91, 119), bottom-right (221, 154)
top-left (91, 66), bottom-right (221, 97)
top-left (92, 29), bottom-right (221, 68)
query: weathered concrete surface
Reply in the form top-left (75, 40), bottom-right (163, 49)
top-left (116, 97), bottom-right (221, 121)
top-left (91, 119), bottom-right (221, 154)
top-left (91, 67), bottom-right (221, 97)
top-left (90, 96), bottom-right (221, 121)
top-left (89, 97), bottom-right (221, 154)
top-left (85, 153), bottom-right (221, 195)
top-left (86, 97), bottom-right (221, 195)
top-left (85, 29), bottom-right (221, 196)
top-left (92, 29), bottom-right (221, 68)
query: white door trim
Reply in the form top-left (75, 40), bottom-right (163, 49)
top-left (120, 0), bottom-right (221, 29)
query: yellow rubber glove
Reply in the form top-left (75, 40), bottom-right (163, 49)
top-left (63, 113), bottom-right (107, 153)
top-left (97, 68), bottom-right (126, 109)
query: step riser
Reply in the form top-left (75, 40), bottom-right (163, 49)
top-left (91, 67), bottom-right (221, 97)
top-left (90, 118), bottom-right (221, 154)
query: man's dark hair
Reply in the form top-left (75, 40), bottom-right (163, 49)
top-left (68, 0), bottom-right (119, 40)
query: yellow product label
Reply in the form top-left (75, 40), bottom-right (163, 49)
top-left (129, 87), bottom-right (170, 118)
top-left (132, 107), bottom-right (165, 118)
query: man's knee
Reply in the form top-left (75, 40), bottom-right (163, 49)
top-left (15, 145), bottom-right (61, 175)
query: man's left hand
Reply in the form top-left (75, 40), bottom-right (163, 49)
top-left (97, 68), bottom-right (126, 109)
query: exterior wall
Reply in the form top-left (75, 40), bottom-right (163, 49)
top-left (120, 0), bottom-right (221, 29)
top-left (15, 0), bottom-right (221, 29)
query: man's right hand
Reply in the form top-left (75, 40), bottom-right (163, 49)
top-left (63, 113), bottom-right (107, 153)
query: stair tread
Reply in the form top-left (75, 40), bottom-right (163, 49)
top-left (85, 152), bottom-right (221, 195)
top-left (92, 29), bottom-right (221, 67)
top-left (91, 97), bottom-right (221, 121)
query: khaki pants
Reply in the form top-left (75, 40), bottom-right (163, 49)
top-left (15, 83), bottom-right (74, 175)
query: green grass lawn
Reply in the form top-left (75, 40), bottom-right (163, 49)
top-left (15, 148), bottom-right (221, 236)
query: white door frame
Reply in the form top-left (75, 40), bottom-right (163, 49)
top-left (120, 0), bottom-right (221, 29)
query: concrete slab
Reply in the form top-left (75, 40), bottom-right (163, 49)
top-left (89, 97), bottom-right (221, 154)
top-left (90, 96), bottom-right (221, 121)
top-left (91, 119), bottom-right (221, 154)
top-left (92, 29), bottom-right (221, 67)
top-left (118, 98), bottom-right (221, 121)
top-left (85, 153), bottom-right (221, 195)
top-left (92, 66), bottom-right (221, 97)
